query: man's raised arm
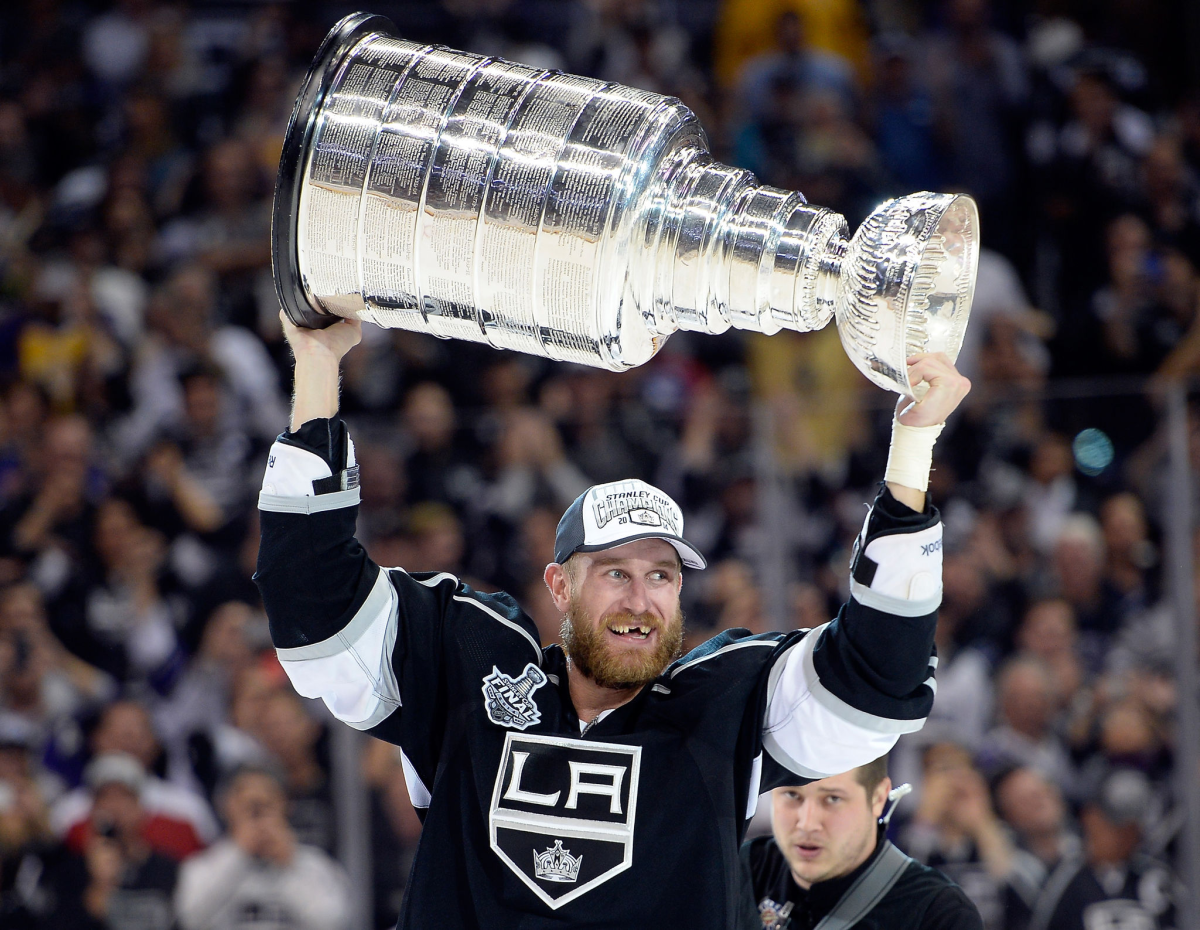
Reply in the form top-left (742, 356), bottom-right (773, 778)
top-left (254, 315), bottom-right (542, 815)
top-left (760, 354), bottom-right (971, 785)
top-left (255, 312), bottom-right (369, 643)
top-left (283, 311), bottom-right (363, 431)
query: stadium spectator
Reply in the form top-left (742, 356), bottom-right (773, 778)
top-left (978, 656), bottom-right (1073, 791)
top-left (175, 766), bottom-right (351, 930)
top-left (363, 739), bottom-right (423, 930)
top-left (872, 35), bottom-right (940, 193)
top-left (139, 363), bottom-right (255, 535)
top-left (1021, 433), bottom-right (1078, 555)
top-left (714, 0), bottom-right (870, 89)
top-left (399, 381), bottom-right (469, 507)
top-left (56, 753), bottom-right (182, 930)
top-left (155, 139), bottom-right (271, 330)
top-left (992, 765), bottom-right (1081, 928)
top-left (890, 557), bottom-right (994, 796)
top-left (1, 414), bottom-right (103, 577)
top-left (922, 0), bottom-right (1028, 252)
top-left (994, 765), bottom-right (1079, 869)
top-left (81, 0), bottom-right (154, 89)
top-left (1031, 768), bottom-right (1178, 929)
top-left (354, 440), bottom-right (407, 547)
top-left (1099, 493), bottom-right (1156, 605)
top-left (954, 249), bottom-right (1050, 386)
top-left (566, 0), bottom-right (710, 123)
top-left (1029, 69), bottom-right (1156, 320)
top-left (1106, 576), bottom-right (1196, 684)
top-left (734, 10), bottom-right (856, 124)
top-left (1045, 513), bottom-right (1126, 658)
top-left (52, 700), bottom-right (216, 849)
top-left (116, 264), bottom-right (285, 462)
top-left (54, 497), bottom-right (183, 687)
top-left (255, 690), bottom-right (333, 854)
top-left (1140, 136), bottom-right (1200, 265)
top-left (900, 743), bottom-right (1018, 930)
top-left (1014, 599), bottom-right (1087, 712)
top-left (154, 600), bottom-right (262, 795)
top-left (0, 582), bottom-right (113, 749)
top-left (0, 752), bottom-right (71, 929)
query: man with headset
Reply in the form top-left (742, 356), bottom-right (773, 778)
top-left (743, 756), bottom-right (984, 929)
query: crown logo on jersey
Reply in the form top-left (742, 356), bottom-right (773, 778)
top-left (533, 840), bottom-right (582, 883)
top-left (482, 663), bottom-right (547, 730)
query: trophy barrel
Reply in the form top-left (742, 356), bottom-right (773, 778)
top-left (273, 12), bottom-right (704, 370)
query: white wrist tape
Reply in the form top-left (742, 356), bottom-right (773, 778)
top-left (884, 417), bottom-right (944, 493)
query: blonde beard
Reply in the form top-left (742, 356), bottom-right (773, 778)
top-left (561, 601), bottom-right (685, 690)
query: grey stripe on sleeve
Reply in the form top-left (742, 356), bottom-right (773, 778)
top-left (276, 569), bottom-right (394, 661)
top-left (849, 579), bottom-right (942, 618)
top-left (798, 627), bottom-right (929, 735)
top-left (275, 570), bottom-right (402, 732)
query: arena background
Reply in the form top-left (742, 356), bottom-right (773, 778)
top-left (0, 1), bottom-right (1198, 928)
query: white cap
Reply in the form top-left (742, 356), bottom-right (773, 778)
top-left (554, 478), bottom-right (706, 569)
top-left (84, 752), bottom-right (146, 795)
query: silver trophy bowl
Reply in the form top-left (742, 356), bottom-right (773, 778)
top-left (273, 13), bottom-right (979, 395)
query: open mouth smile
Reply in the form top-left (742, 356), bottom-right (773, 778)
top-left (606, 622), bottom-right (655, 642)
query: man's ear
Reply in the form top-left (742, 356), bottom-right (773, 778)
top-left (544, 562), bottom-right (572, 613)
top-left (871, 776), bottom-right (893, 821)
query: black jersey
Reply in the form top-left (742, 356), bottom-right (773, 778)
top-left (742, 833), bottom-right (983, 930)
top-left (1029, 851), bottom-right (1177, 930)
top-left (254, 418), bottom-right (944, 929)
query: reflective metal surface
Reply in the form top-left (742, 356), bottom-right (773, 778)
top-left (274, 13), bottom-right (979, 393)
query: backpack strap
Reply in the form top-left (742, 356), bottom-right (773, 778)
top-left (813, 841), bottom-right (912, 930)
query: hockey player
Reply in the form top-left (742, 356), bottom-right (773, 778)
top-left (254, 314), bottom-right (970, 928)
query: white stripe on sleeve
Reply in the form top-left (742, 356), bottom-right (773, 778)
top-left (400, 748), bottom-right (431, 809)
top-left (276, 570), bottom-right (401, 730)
top-left (762, 625), bottom-right (917, 780)
top-left (745, 752), bottom-right (763, 819)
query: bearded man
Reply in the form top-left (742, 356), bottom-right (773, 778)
top-left (254, 314), bottom-right (970, 929)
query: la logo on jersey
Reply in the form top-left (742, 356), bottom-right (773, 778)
top-left (482, 663), bottom-right (547, 730)
top-left (489, 732), bottom-right (641, 909)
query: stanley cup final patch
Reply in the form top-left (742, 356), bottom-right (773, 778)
top-left (482, 663), bottom-right (547, 731)
top-left (489, 732), bottom-right (642, 910)
top-left (758, 897), bottom-right (794, 929)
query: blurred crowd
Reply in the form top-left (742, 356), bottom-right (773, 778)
top-left (0, 0), bottom-right (1197, 928)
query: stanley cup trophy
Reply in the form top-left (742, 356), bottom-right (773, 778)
top-left (273, 13), bottom-right (979, 396)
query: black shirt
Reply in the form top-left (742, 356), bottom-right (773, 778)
top-left (1039, 853), bottom-right (1176, 930)
top-left (55, 849), bottom-right (178, 930)
top-left (742, 832), bottom-right (984, 930)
